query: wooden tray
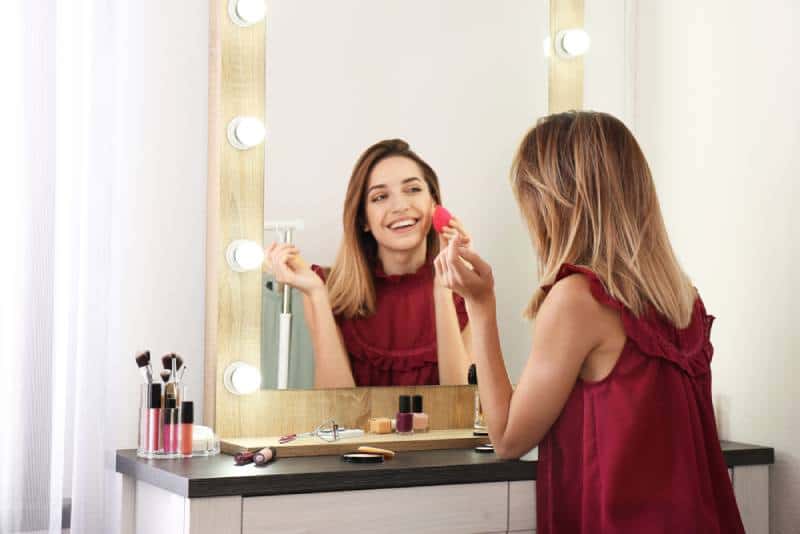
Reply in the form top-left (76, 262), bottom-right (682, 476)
top-left (221, 428), bottom-right (489, 457)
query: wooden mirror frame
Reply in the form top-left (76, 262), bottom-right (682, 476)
top-left (204, 0), bottom-right (583, 440)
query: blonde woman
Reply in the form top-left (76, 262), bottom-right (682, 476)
top-left (438, 112), bottom-right (744, 532)
top-left (267, 139), bottom-right (471, 388)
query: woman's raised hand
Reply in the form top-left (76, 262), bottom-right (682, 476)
top-left (264, 242), bottom-right (325, 295)
top-left (435, 236), bottom-right (494, 304)
top-left (439, 216), bottom-right (472, 249)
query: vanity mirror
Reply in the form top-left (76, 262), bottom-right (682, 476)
top-left (206, 0), bottom-right (583, 438)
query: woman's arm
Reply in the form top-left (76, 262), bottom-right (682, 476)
top-left (302, 289), bottom-right (356, 388)
top-left (433, 287), bottom-right (473, 384)
top-left (267, 243), bottom-right (355, 388)
top-left (438, 240), bottom-right (601, 459)
top-left (433, 218), bottom-right (473, 384)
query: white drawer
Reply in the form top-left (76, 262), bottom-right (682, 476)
top-left (242, 482), bottom-right (508, 534)
top-left (508, 480), bottom-right (536, 532)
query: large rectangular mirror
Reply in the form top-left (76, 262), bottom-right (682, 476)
top-left (258, 0), bottom-right (548, 390)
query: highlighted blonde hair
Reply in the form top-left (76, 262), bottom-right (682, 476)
top-left (512, 111), bottom-right (696, 327)
top-left (327, 139), bottom-right (442, 319)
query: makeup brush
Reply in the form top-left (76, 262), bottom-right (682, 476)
top-left (160, 370), bottom-right (171, 384)
top-left (161, 353), bottom-right (184, 372)
top-left (135, 351), bottom-right (153, 384)
top-left (177, 365), bottom-right (187, 385)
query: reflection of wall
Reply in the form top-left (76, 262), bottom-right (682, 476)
top-left (263, 0), bottom-right (549, 381)
top-left (630, 2), bottom-right (800, 531)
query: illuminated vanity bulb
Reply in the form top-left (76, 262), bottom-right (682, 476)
top-left (555, 29), bottom-right (590, 58)
top-left (228, 0), bottom-right (266, 27)
top-left (226, 239), bottom-right (264, 272)
top-left (227, 116), bottom-right (266, 150)
top-left (224, 362), bottom-right (261, 395)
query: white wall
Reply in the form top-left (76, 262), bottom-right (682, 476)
top-left (105, 0), bottom-right (208, 531)
top-left (263, 0), bottom-right (549, 381)
top-left (630, 2), bottom-right (800, 532)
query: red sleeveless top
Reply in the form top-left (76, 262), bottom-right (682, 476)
top-left (537, 264), bottom-right (744, 533)
top-left (311, 263), bottom-right (469, 386)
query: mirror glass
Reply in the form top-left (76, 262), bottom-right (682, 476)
top-left (258, 0), bottom-right (548, 389)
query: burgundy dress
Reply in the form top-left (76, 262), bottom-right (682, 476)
top-left (536, 264), bottom-right (744, 533)
top-left (311, 262), bottom-right (469, 386)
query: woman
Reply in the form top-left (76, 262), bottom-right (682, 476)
top-left (438, 112), bottom-right (744, 532)
top-left (267, 139), bottom-right (472, 388)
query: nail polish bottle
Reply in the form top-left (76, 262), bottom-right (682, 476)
top-left (468, 364), bottom-right (488, 436)
top-left (395, 395), bottom-right (414, 434)
top-left (411, 395), bottom-right (429, 432)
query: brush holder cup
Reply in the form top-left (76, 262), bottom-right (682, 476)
top-left (136, 384), bottom-right (219, 459)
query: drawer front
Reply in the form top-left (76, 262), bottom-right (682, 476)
top-left (508, 480), bottom-right (536, 532)
top-left (243, 482), bottom-right (508, 534)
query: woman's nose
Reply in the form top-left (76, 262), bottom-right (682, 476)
top-left (389, 196), bottom-right (410, 212)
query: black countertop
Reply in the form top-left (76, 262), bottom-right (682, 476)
top-left (116, 440), bottom-right (774, 499)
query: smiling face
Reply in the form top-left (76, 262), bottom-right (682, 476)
top-left (363, 156), bottom-right (436, 256)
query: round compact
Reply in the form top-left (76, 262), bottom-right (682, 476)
top-left (342, 453), bottom-right (384, 464)
top-left (474, 444), bottom-right (495, 453)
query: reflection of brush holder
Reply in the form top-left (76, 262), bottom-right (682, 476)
top-left (136, 384), bottom-right (219, 459)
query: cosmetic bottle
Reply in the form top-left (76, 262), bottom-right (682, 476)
top-left (147, 383), bottom-right (163, 453)
top-left (179, 401), bottom-right (194, 457)
top-left (162, 397), bottom-right (179, 455)
top-left (411, 395), bottom-right (429, 432)
top-left (468, 364), bottom-right (488, 436)
top-left (368, 417), bottom-right (392, 434)
top-left (395, 395), bottom-right (414, 434)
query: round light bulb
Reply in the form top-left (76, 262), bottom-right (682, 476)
top-left (226, 240), bottom-right (264, 272)
top-left (556, 29), bottom-right (590, 58)
top-left (227, 116), bottom-right (266, 150)
top-left (229, 0), bottom-right (266, 27)
top-left (224, 362), bottom-right (261, 395)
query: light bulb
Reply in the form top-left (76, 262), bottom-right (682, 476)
top-left (226, 240), bottom-right (264, 272)
top-left (227, 116), bottom-right (266, 150)
top-left (555, 29), bottom-right (590, 58)
top-left (228, 0), bottom-right (266, 27)
top-left (224, 362), bottom-right (261, 395)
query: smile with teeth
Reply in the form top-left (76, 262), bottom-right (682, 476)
top-left (387, 218), bottom-right (418, 232)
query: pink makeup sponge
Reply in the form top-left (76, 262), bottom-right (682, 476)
top-left (432, 205), bottom-right (453, 234)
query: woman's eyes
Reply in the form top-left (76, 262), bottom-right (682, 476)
top-left (370, 187), bottom-right (422, 203)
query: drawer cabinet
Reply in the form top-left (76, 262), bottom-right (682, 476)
top-left (243, 482), bottom-right (508, 534)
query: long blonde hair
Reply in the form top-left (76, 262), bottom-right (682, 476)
top-left (511, 111), bottom-right (696, 327)
top-left (326, 139), bottom-right (442, 319)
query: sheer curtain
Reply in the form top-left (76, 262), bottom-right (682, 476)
top-left (0, 0), bottom-right (122, 532)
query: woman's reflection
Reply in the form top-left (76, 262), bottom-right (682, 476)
top-left (266, 139), bottom-right (472, 388)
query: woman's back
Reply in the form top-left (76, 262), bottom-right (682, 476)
top-left (536, 263), bottom-right (744, 533)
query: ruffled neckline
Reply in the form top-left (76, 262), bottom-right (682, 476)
top-left (373, 258), bottom-right (434, 284)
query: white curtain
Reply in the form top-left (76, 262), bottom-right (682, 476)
top-left (0, 0), bottom-right (121, 532)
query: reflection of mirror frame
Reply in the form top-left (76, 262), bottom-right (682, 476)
top-left (205, 0), bottom-right (583, 439)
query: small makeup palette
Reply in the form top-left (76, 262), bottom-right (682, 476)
top-left (341, 453), bottom-right (384, 464)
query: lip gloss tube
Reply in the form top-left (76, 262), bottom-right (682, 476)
top-left (162, 397), bottom-right (179, 454)
top-left (147, 383), bottom-right (162, 454)
top-left (180, 401), bottom-right (194, 457)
